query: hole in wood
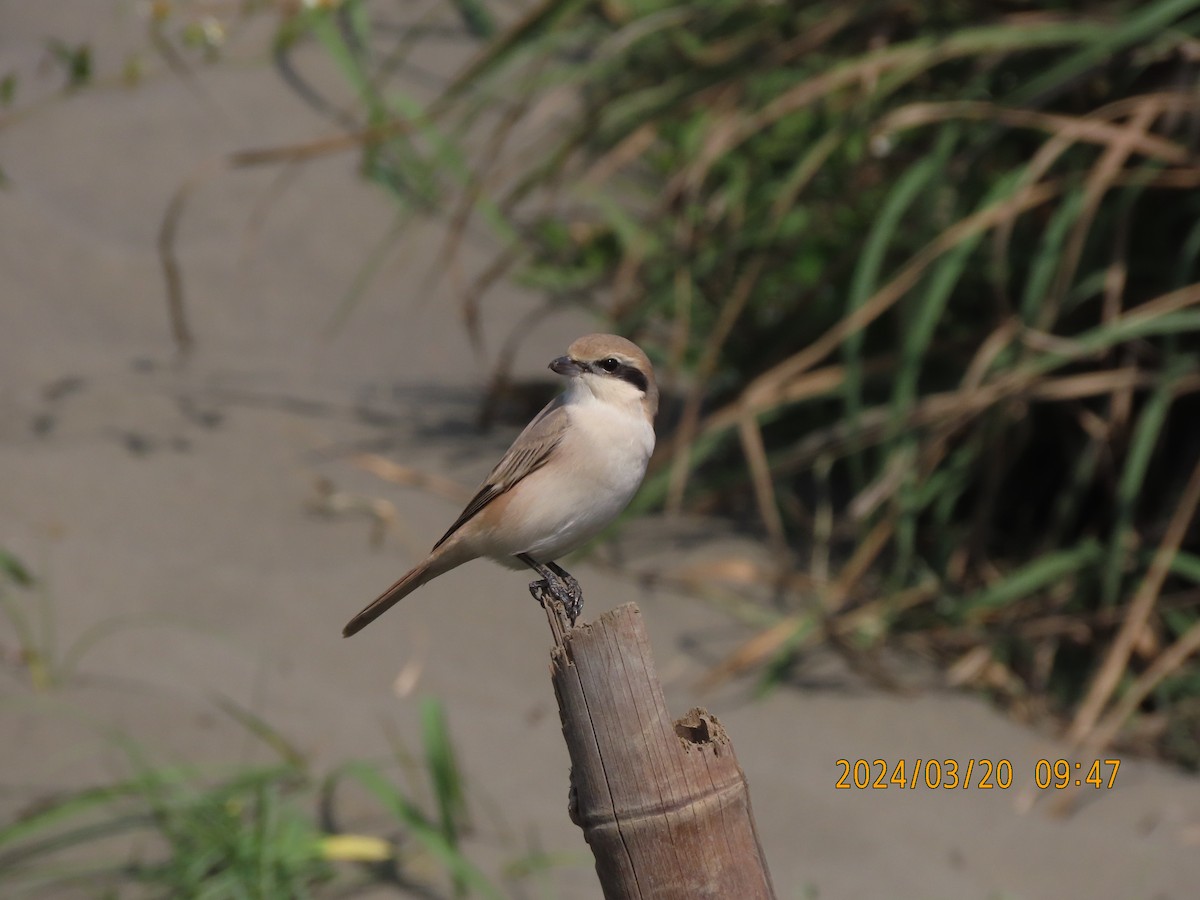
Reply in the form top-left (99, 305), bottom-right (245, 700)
top-left (674, 708), bottom-right (721, 745)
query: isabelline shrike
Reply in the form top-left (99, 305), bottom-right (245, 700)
top-left (343, 333), bottom-right (656, 636)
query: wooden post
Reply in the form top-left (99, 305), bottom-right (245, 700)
top-left (543, 599), bottom-right (776, 899)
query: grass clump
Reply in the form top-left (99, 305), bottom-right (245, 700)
top-left (0, 697), bottom-right (508, 898)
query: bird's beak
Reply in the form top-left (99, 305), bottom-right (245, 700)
top-left (549, 356), bottom-right (584, 377)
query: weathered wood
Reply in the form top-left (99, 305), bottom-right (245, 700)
top-left (545, 600), bottom-right (775, 899)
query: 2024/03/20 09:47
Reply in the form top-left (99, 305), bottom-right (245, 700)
top-left (834, 757), bottom-right (1121, 790)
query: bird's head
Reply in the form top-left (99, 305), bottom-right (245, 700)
top-left (549, 333), bottom-right (657, 419)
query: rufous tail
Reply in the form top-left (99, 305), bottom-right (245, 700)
top-left (342, 547), bottom-right (462, 637)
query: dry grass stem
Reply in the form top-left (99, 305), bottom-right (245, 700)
top-left (1067, 454), bottom-right (1200, 746)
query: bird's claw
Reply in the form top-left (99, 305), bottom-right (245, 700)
top-left (557, 572), bottom-right (584, 625)
top-left (528, 571), bottom-right (584, 627)
top-left (529, 578), bottom-right (554, 610)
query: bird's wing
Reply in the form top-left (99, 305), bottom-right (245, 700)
top-left (431, 396), bottom-right (570, 550)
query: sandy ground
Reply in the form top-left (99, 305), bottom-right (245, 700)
top-left (3, 3), bottom-right (1200, 898)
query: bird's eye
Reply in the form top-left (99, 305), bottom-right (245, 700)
top-left (598, 357), bottom-right (621, 373)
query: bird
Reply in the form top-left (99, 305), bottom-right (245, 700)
top-left (343, 333), bottom-right (657, 637)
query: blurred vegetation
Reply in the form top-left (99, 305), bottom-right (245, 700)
top-left (0, 548), bottom-right (199, 693)
top-left (0, 692), bottom-right (526, 898)
top-left (254, 0), bottom-right (1200, 763)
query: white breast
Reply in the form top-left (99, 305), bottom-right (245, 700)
top-left (489, 392), bottom-right (654, 563)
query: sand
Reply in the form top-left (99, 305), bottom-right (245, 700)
top-left (2, 3), bottom-right (1199, 897)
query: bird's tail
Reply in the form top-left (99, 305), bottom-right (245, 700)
top-left (342, 545), bottom-right (466, 637)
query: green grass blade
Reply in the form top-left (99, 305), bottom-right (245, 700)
top-left (1165, 550), bottom-right (1200, 585)
top-left (1102, 361), bottom-right (1193, 606)
top-left (0, 548), bottom-right (33, 585)
top-left (961, 539), bottom-right (1103, 615)
top-left (1009, 0), bottom-right (1200, 104)
top-left (843, 142), bottom-right (948, 486)
top-left (1020, 186), bottom-right (1084, 325)
top-left (338, 763), bottom-right (502, 899)
top-left (421, 697), bottom-right (467, 848)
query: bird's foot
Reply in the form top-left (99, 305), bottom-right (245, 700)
top-left (528, 570), bottom-right (584, 627)
top-left (528, 577), bottom-right (555, 611)
top-left (547, 563), bottom-right (584, 625)
top-left (518, 553), bottom-right (585, 628)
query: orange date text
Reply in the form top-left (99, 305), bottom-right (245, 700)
top-left (834, 758), bottom-right (1013, 790)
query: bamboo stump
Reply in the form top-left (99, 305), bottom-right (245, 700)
top-left (542, 598), bottom-right (775, 899)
